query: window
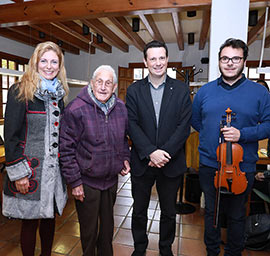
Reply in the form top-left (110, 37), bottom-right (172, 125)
top-left (246, 61), bottom-right (270, 89)
top-left (0, 52), bottom-right (28, 122)
top-left (129, 62), bottom-right (181, 83)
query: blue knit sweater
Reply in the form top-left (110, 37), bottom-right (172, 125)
top-left (192, 76), bottom-right (270, 172)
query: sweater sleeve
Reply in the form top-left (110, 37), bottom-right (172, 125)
top-left (191, 90), bottom-right (202, 132)
top-left (239, 90), bottom-right (270, 143)
top-left (59, 106), bottom-right (82, 188)
top-left (4, 84), bottom-right (32, 181)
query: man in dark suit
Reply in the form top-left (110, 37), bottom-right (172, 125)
top-left (126, 40), bottom-right (192, 256)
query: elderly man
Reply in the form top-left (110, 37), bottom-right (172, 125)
top-left (59, 65), bottom-right (130, 256)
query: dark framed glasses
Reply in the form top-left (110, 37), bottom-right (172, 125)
top-left (219, 56), bottom-right (243, 64)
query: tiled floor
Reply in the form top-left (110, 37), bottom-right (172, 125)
top-left (0, 173), bottom-right (269, 255)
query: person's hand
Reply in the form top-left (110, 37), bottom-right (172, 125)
top-left (72, 185), bottom-right (85, 202)
top-left (149, 149), bottom-right (171, 168)
top-left (120, 160), bottom-right (131, 176)
top-left (221, 126), bottom-right (240, 142)
top-left (255, 172), bottom-right (265, 181)
top-left (15, 176), bottom-right (29, 194)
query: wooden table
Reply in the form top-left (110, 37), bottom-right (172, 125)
top-left (257, 150), bottom-right (270, 165)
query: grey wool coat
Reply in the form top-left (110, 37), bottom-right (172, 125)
top-left (2, 83), bottom-right (67, 219)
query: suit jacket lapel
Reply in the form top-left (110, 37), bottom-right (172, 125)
top-left (140, 78), bottom-right (157, 126)
top-left (158, 77), bottom-right (174, 127)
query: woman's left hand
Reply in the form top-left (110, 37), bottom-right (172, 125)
top-left (15, 176), bottom-right (30, 194)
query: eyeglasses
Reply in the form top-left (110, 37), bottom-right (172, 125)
top-left (95, 79), bottom-right (113, 87)
top-left (219, 56), bottom-right (244, 64)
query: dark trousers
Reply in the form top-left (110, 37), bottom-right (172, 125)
top-left (75, 183), bottom-right (117, 256)
top-left (199, 165), bottom-right (254, 256)
top-left (131, 167), bottom-right (181, 255)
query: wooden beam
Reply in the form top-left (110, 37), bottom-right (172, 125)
top-left (248, 11), bottom-right (270, 46)
top-left (264, 34), bottom-right (270, 48)
top-left (199, 9), bottom-right (210, 50)
top-left (0, 0), bottom-right (212, 27)
top-left (109, 16), bottom-right (145, 51)
top-left (171, 12), bottom-right (184, 51)
top-left (82, 19), bottom-right (128, 52)
top-left (7, 25), bottom-right (80, 55)
top-left (0, 27), bottom-right (40, 48)
top-left (30, 23), bottom-right (95, 54)
top-left (139, 14), bottom-right (164, 42)
top-left (51, 21), bottom-right (112, 53)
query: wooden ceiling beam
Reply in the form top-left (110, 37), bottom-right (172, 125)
top-left (199, 9), bottom-right (210, 50)
top-left (0, 0), bottom-right (212, 27)
top-left (171, 12), bottom-right (184, 51)
top-left (0, 27), bottom-right (40, 48)
top-left (139, 14), bottom-right (164, 42)
top-left (109, 17), bottom-right (145, 51)
top-left (264, 34), bottom-right (270, 48)
top-left (30, 23), bottom-right (95, 54)
top-left (248, 11), bottom-right (270, 46)
top-left (7, 25), bottom-right (80, 55)
top-left (82, 19), bottom-right (128, 52)
top-left (51, 21), bottom-right (112, 53)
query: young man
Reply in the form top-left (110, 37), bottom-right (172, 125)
top-left (192, 38), bottom-right (270, 256)
top-left (126, 40), bottom-right (192, 256)
top-left (59, 65), bottom-right (130, 256)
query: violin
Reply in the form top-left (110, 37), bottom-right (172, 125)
top-left (213, 107), bottom-right (248, 227)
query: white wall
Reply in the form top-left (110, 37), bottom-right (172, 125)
top-left (0, 35), bottom-right (34, 59)
top-left (64, 42), bottom-right (209, 84)
top-left (1, 35), bottom-right (270, 138)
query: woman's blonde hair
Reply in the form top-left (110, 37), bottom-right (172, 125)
top-left (17, 41), bottom-right (69, 102)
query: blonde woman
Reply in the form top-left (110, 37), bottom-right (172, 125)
top-left (3, 41), bottom-right (69, 256)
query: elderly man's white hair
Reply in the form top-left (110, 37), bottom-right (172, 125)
top-left (92, 65), bottom-right (117, 84)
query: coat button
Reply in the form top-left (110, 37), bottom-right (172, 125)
top-left (52, 142), bottom-right (58, 148)
top-left (52, 132), bottom-right (58, 137)
top-left (53, 110), bottom-right (60, 116)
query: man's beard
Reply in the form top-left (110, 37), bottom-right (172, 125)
top-left (219, 65), bottom-right (244, 82)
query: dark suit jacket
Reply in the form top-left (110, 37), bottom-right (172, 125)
top-left (126, 76), bottom-right (192, 177)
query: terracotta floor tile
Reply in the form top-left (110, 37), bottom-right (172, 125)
top-left (149, 200), bottom-right (159, 210)
top-left (0, 174), bottom-right (269, 256)
top-left (113, 228), bottom-right (133, 246)
top-left (117, 189), bottom-right (132, 197)
top-left (115, 196), bottom-right (134, 206)
top-left (51, 233), bottom-right (80, 255)
top-left (181, 210), bottom-right (204, 226)
top-left (178, 237), bottom-right (206, 256)
top-left (68, 240), bottom-right (83, 256)
top-left (114, 205), bottom-right (132, 216)
top-left (114, 215), bottom-right (125, 228)
top-left (122, 183), bottom-right (132, 190)
top-left (147, 233), bottom-right (178, 255)
top-left (179, 224), bottom-right (204, 240)
top-left (0, 242), bottom-right (21, 256)
top-left (121, 216), bottom-right (131, 229)
top-left (56, 220), bottom-right (80, 237)
top-left (0, 220), bottom-right (20, 241)
top-left (113, 243), bottom-right (134, 256)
